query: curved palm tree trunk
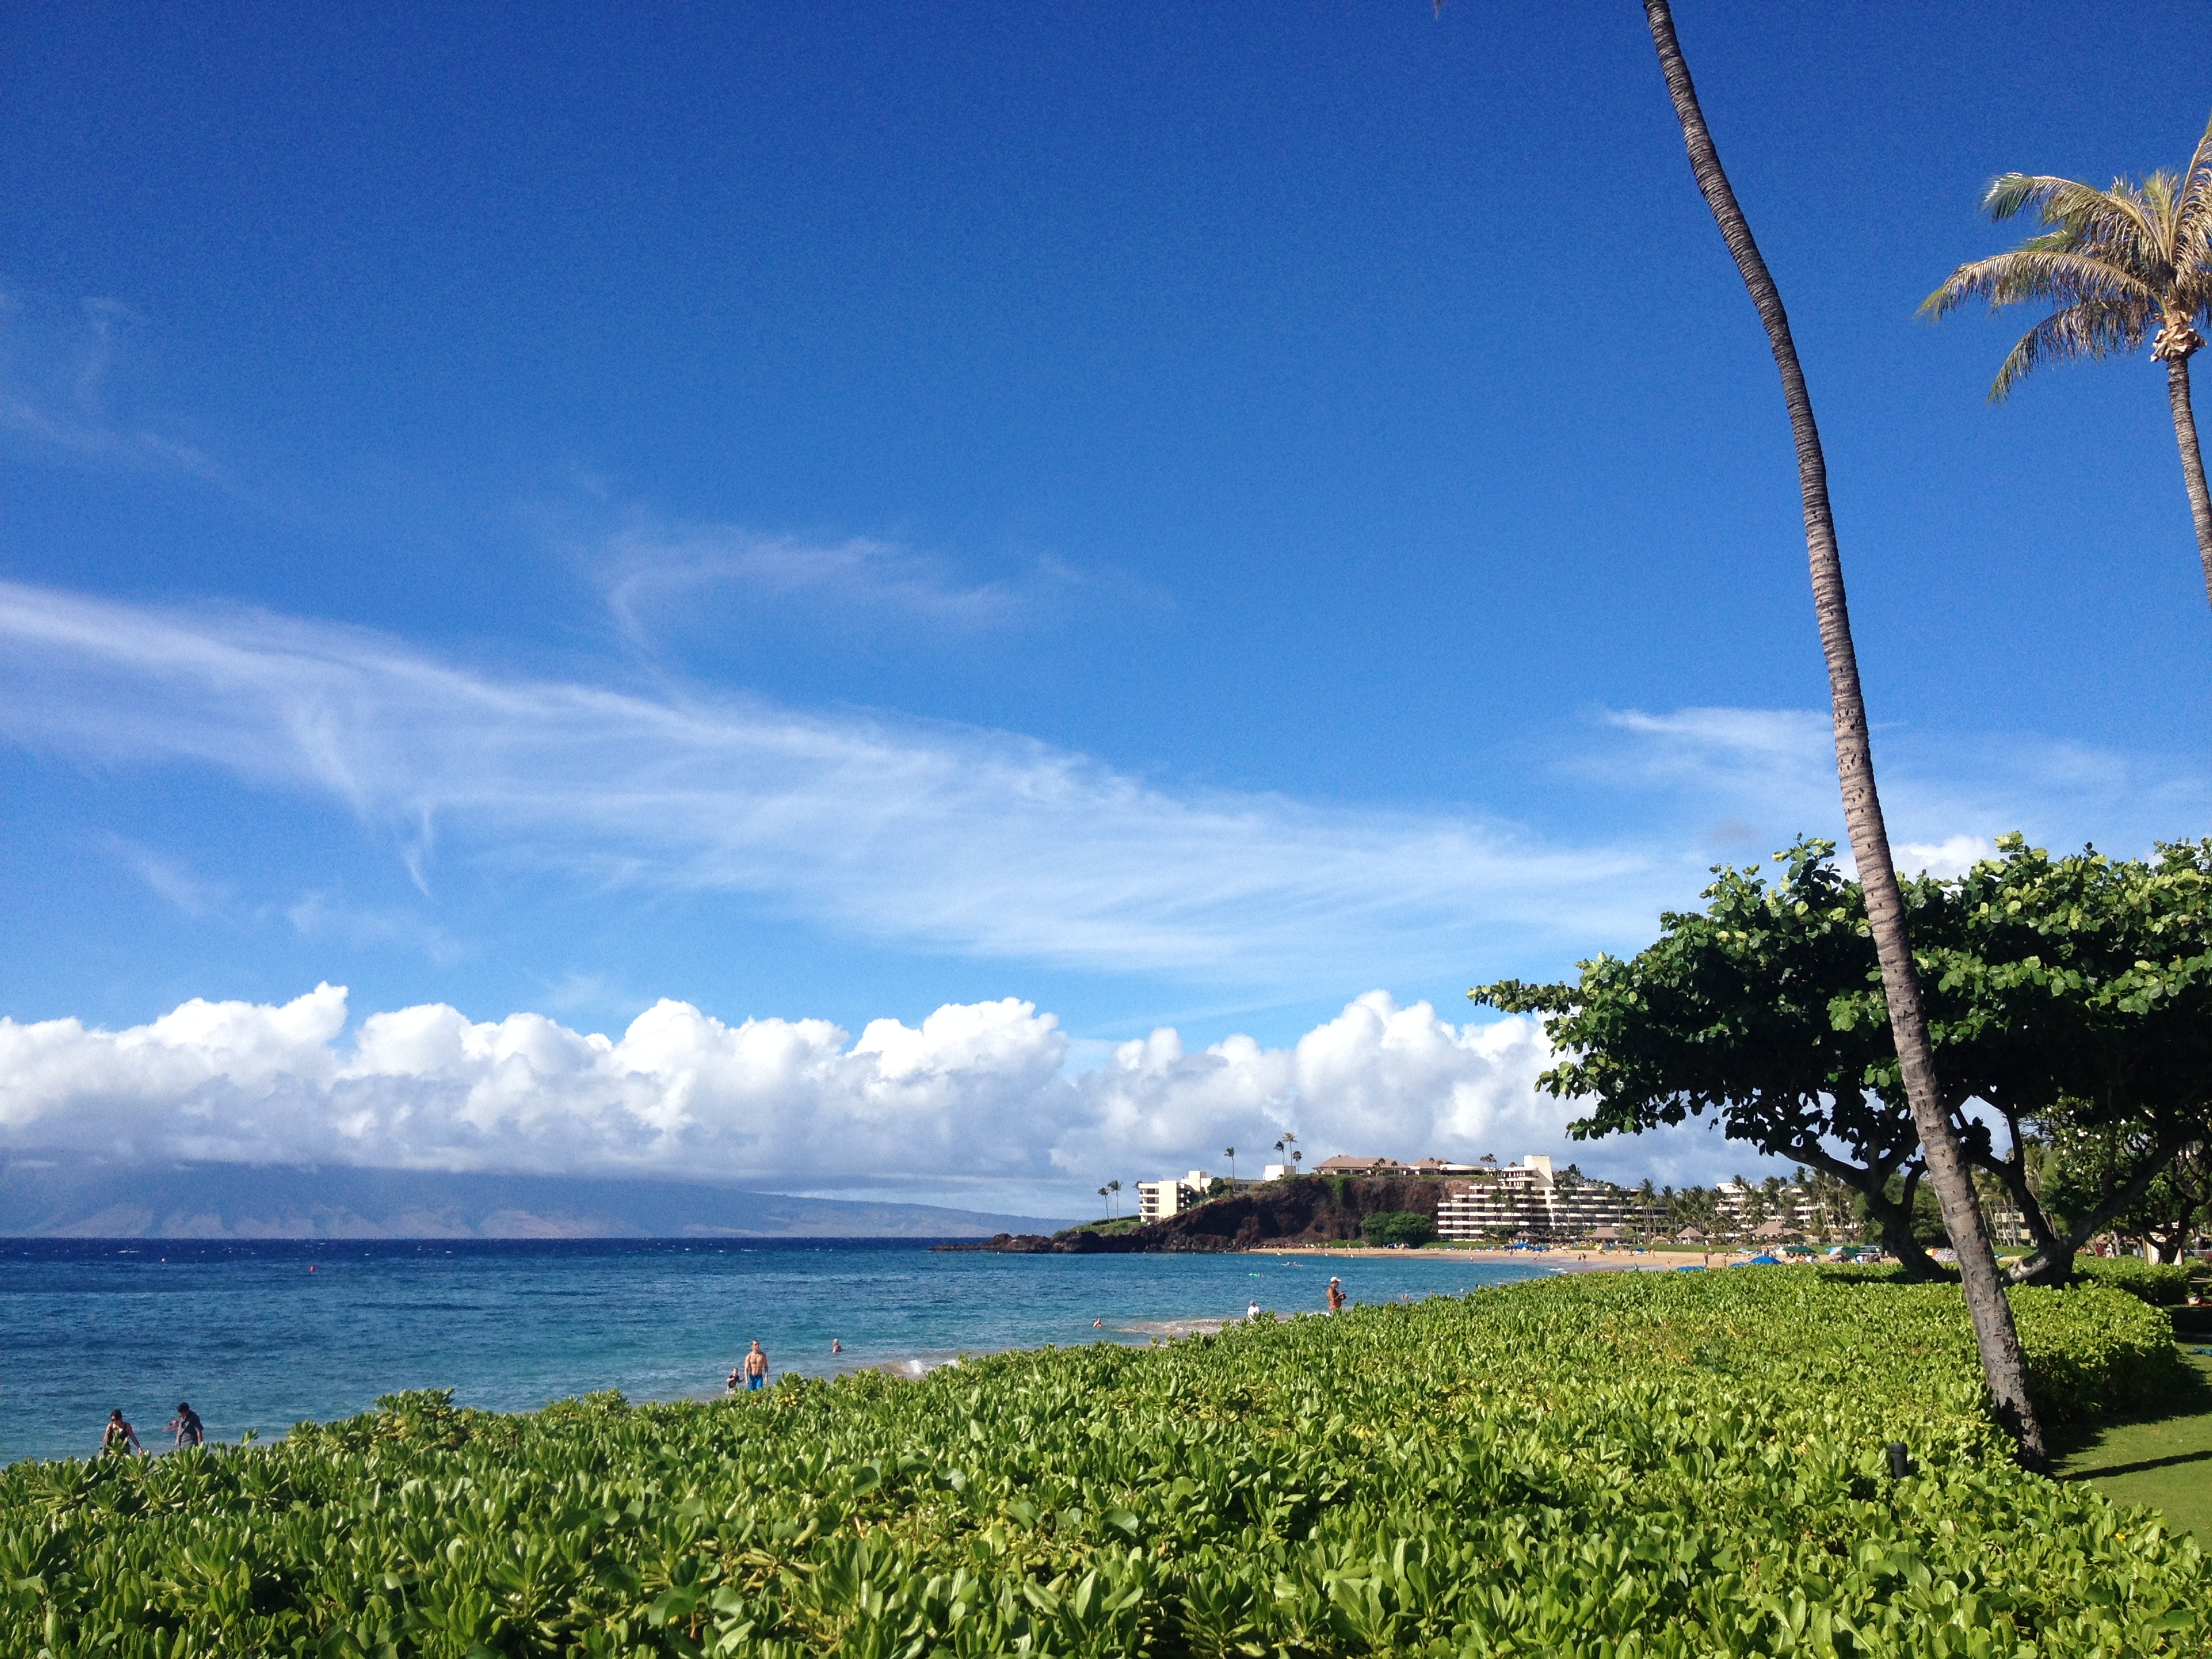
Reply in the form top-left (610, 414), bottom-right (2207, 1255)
top-left (1641, 0), bottom-right (2047, 1469)
top-left (2163, 354), bottom-right (2212, 609)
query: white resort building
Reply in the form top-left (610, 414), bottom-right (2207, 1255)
top-left (1433, 1155), bottom-right (1628, 1241)
top-left (1136, 1171), bottom-right (1214, 1223)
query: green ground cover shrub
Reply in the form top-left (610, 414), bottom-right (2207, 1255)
top-left (2072, 1258), bottom-right (2195, 1308)
top-left (1, 1271), bottom-right (2205, 1657)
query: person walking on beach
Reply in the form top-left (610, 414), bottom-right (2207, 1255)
top-left (168, 1401), bottom-right (204, 1448)
top-left (1326, 1277), bottom-right (1346, 1313)
top-left (743, 1340), bottom-right (769, 1391)
top-left (101, 1410), bottom-right (144, 1456)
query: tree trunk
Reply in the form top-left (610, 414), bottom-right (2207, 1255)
top-left (1994, 1128), bottom-right (2186, 1288)
top-left (1786, 1138), bottom-right (1942, 1279)
top-left (2165, 355), bottom-right (2212, 611)
top-left (1642, 0), bottom-right (2047, 1469)
top-left (1872, 1168), bottom-right (1944, 1281)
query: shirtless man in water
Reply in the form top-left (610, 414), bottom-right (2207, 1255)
top-left (1326, 1277), bottom-right (1346, 1313)
top-left (743, 1340), bottom-right (769, 1391)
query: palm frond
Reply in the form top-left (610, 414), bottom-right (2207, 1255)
top-left (1989, 300), bottom-right (2150, 401)
top-left (2175, 112), bottom-right (2212, 310)
top-left (1921, 249), bottom-right (2154, 322)
top-left (1982, 172), bottom-right (2107, 224)
top-left (2173, 109), bottom-right (2212, 235)
top-left (1984, 172), bottom-right (2164, 272)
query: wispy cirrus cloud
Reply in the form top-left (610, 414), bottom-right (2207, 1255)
top-left (602, 522), bottom-right (1029, 638)
top-left (0, 581), bottom-right (1663, 987)
top-left (0, 293), bottom-right (228, 485)
top-left (588, 514), bottom-right (1162, 652)
top-left (102, 834), bottom-right (228, 918)
top-left (5, 585), bottom-right (2203, 994)
top-left (1591, 706), bottom-right (2207, 871)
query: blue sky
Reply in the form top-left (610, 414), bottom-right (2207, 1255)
top-left (3, 3), bottom-right (2209, 1202)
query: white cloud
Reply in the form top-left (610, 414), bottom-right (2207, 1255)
top-left (0, 581), bottom-right (1664, 987)
top-left (1595, 705), bottom-right (2207, 874)
top-left (0, 984), bottom-right (1769, 1206)
top-left (1893, 834), bottom-right (1996, 880)
top-left (6, 584), bottom-right (2196, 1000)
top-left (600, 520), bottom-right (1036, 638)
top-left (0, 293), bottom-right (227, 484)
top-left (103, 834), bottom-right (226, 917)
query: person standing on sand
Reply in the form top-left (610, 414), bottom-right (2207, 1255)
top-left (101, 1410), bottom-right (143, 1456)
top-left (1326, 1277), bottom-right (1346, 1313)
top-left (743, 1340), bottom-right (769, 1391)
top-left (168, 1401), bottom-right (203, 1448)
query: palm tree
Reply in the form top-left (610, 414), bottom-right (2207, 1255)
top-left (1922, 117), bottom-right (2212, 605)
top-left (1097, 1185), bottom-right (1109, 1218)
top-left (1107, 1179), bottom-right (1122, 1218)
top-left (1225, 1146), bottom-right (1237, 1182)
top-left (1641, 0), bottom-right (2045, 1466)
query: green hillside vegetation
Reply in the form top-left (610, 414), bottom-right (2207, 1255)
top-left (3, 1271), bottom-right (2206, 1656)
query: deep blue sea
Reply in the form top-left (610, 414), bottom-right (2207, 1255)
top-left (0, 1239), bottom-right (1550, 1465)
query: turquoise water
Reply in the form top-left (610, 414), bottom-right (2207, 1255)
top-left (0, 1239), bottom-right (1549, 1465)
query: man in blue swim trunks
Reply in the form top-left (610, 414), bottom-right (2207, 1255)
top-left (742, 1340), bottom-right (769, 1391)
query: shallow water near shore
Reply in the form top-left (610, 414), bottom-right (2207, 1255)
top-left (0, 1238), bottom-right (1548, 1464)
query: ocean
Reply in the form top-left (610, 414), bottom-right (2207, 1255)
top-left (0, 1238), bottom-right (1551, 1465)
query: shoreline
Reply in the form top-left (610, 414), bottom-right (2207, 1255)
top-left (1232, 1244), bottom-right (1780, 1271)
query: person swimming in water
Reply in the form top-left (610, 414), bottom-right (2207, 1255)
top-left (830, 1337), bottom-right (841, 1355)
top-left (101, 1410), bottom-right (144, 1456)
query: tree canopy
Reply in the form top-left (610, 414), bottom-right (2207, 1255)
top-left (1474, 836), bottom-right (2212, 1282)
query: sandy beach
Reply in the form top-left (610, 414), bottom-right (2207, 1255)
top-left (1240, 1244), bottom-right (1763, 1271)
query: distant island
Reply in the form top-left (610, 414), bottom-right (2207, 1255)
top-left (0, 1159), bottom-right (1074, 1240)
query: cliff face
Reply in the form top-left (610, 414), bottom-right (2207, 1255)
top-left (963, 1176), bottom-right (1443, 1253)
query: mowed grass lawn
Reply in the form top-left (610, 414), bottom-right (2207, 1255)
top-left (2057, 1343), bottom-right (2212, 1538)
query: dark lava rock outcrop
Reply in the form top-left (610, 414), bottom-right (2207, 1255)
top-left (933, 1176), bottom-right (1445, 1253)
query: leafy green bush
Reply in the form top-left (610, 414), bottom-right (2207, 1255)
top-left (1, 1272), bottom-right (2204, 1656)
top-left (1357, 1210), bottom-right (1437, 1248)
top-left (2074, 1255), bottom-right (2195, 1307)
top-left (1814, 1263), bottom-right (2182, 1418)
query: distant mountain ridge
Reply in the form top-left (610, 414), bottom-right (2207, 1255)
top-left (0, 1160), bottom-right (1073, 1240)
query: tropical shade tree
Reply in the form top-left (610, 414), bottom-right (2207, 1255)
top-left (1922, 116), bottom-right (2212, 605)
top-left (2045, 1130), bottom-right (2211, 1266)
top-left (1475, 842), bottom-right (1951, 1276)
top-left (1480, 836), bottom-right (2212, 1286)
top-left (1843, 836), bottom-right (2212, 1284)
top-left (1637, 0), bottom-right (2043, 1464)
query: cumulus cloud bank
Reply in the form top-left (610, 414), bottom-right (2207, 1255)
top-left (0, 985), bottom-right (1748, 1206)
